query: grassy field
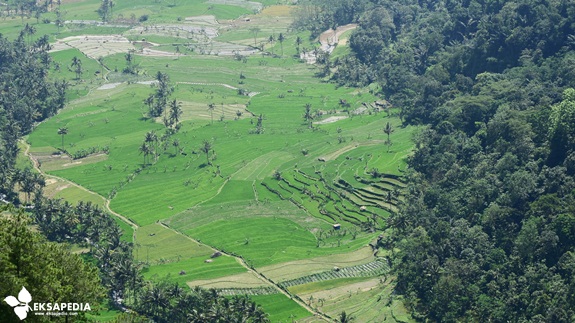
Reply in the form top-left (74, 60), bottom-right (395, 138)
top-left (249, 294), bottom-right (313, 323)
top-left (16, 0), bottom-right (415, 320)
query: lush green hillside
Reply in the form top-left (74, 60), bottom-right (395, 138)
top-left (294, 0), bottom-right (575, 321)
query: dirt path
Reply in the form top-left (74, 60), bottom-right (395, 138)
top-left (25, 141), bottom-right (330, 320)
top-left (158, 222), bottom-right (331, 322)
top-left (22, 141), bottom-right (138, 231)
top-left (301, 24), bottom-right (357, 64)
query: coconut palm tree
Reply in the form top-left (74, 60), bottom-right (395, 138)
top-left (337, 311), bottom-right (355, 323)
top-left (207, 103), bottom-right (215, 125)
top-left (169, 99), bottom-right (183, 128)
top-left (249, 27), bottom-right (261, 48)
top-left (200, 140), bottom-right (212, 166)
top-left (139, 142), bottom-right (151, 165)
top-left (295, 36), bottom-right (302, 54)
top-left (278, 33), bottom-right (285, 56)
top-left (172, 138), bottom-right (180, 156)
top-left (268, 34), bottom-right (275, 55)
top-left (57, 126), bottom-right (68, 149)
top-left (383, 121), bottom-right (394, 152)
top-left (70, 56), bottom-right (83, 80)
top-left (303, 103), bottom-right (314, 128)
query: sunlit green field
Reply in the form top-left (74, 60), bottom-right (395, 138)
top-left (15, 0), bottom-right (415, 320)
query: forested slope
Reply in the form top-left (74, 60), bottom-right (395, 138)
top-left (295, 0), bottom-right (575, 321)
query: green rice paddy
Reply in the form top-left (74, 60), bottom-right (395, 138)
top-left (12, 0), bottom-right (416, 320)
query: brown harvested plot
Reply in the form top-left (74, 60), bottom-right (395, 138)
top-left (320, 142), bottom-right (383, 162)
top-left (302, 24), bottom-right (358, 64)
top-left (207, 0), bottom-right (263, 12)
top-left (184, 15), bottom-right (220, 26)
top-left (260, 5), bottom-right (293, 17)
top-left (297, 278), bottom-right (381, 300)
top-left (31, 152), bottom-right (108, 172)
top-left (313, 116), bottom-right (348, 125)
top-left (257, 246), bottom-right (375, 282)
top-left (187, 271), bottom-right (267, 289)
top-left (139, 48), bottom-right (181, 57)
top-left (52, 35), bottom-right (135, 59)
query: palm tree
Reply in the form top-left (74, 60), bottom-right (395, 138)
top-left (57, 126), bottom-right (68, 149)
top-left (249, 27), bottom-right (261, 48)
top-left (278, 33), bottom-right (285, 56)
top-left (169, 99), bottom-right (183, 128)
top-left (303, 103), bottom-right (314, 128)
top-left (70, 56), bottom-right (83, 80)
top-left (268, 34), bottom-right (275, 55)
top-left (172, 138), bottom-right (180, 156)
top-left (295, 36), bottom-right (302, 54)
top-left (207, 103), bottom-right (215, 125)
top-left (337, 311), bottom-right (355, 323)
top-left (97, 56), bottom-right (105, 79)
top-left (144, 131), bottom-right (158, 161)
top-left (383, 121), bottom-right (394, 152)
top-left (139, 142), bottom-right (151, 165)
top-left (200, 140), bottom-right (212, 166)
top-left (144, 94), bottom-right (154, 117)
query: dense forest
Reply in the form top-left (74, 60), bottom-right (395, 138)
top-left (295, 0), bottom-right (575, 321)
top-left (0, 29), bottom-right (268, 322)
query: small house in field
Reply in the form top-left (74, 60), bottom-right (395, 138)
top-left (333, 223), bottom-right (341, 230)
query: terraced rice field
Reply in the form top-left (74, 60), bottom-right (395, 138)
top-left (15, 0), bottom-right (416, 320)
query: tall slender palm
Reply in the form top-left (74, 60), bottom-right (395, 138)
top-left (268, 34), bottom-right (275, 55)
top-left (249, 27), bottom-right (261, 47)
top-left (278, 33), bottom-right (285, 56)
top-left (139, 142), bottom-right (151, 165)
top-left (57, 126), bottom-right (68, 149)
top-left (172, 138), bottom-right (180, 156)
top-left (207, 103), bottom-right (215, 125)
top-left (169, 99), bottom-right (183, 128)
top-left (337, 311), bottom-right (355, 323)
top-left (383, 121), bottom-right (394, 152)
top-left (200, 140), bottom-right (212, 166)
top-left (295, 36), bottom-right (302, 54)
top-left (70, 56), bottom-right (83, 80)
top-left (303, 103), bottom-right (314, 128)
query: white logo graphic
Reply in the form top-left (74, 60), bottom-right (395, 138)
top-left (4, 287), bottom-right (32, 320)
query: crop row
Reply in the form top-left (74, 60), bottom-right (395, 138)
top-left (214, 287), bottom-right (278, 296)
top-left (279, 260), bottom-right (390, 288)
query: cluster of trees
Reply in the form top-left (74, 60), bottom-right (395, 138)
top-left (1, 0), bottom-right (50, 22)
top-left (31, 198), bottom-right (268, 321)
top-left (144, 71), bottom-right (175, 120)
top-left (296, 0), bottom-right (575, 321)
top-left (0, 31), bottom-right (66, 203)
top-left (0, 27), bottom-right (267, 322)
top-left (0, 205), bottom-right (105, 322)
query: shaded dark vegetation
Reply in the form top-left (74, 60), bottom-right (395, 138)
top-left (0, 29), bottom-right (269, 322)
top-left (295, 0), bottom-right (575, 321)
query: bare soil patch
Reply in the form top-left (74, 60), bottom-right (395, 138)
top-left (187, 271), bottom-right (267, 289)
top-left (97, 83), bottom-right (122, 90)
top-left (313, 116), bottom-right (348, 125)
top-left (301, 24), bottom-right (357, 64)
top-left (52, 35), bottom-right (135, 59)
top-left (258, 246), bottom-right (375, 282)
top-left (298, 278), bottom-right (382, 300)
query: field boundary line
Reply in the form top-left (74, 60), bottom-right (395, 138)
top-left (22, 141), bottom-right (139, 235)
top-left (157, 221), bottom-right (331, 322)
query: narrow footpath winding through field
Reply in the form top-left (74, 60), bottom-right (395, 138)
top-left (158, 222), bottom-right (331, 322)
top-left (23, 141), bottom-right (330, 321)
top-left (22, 141), bottom-right (138, 232)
